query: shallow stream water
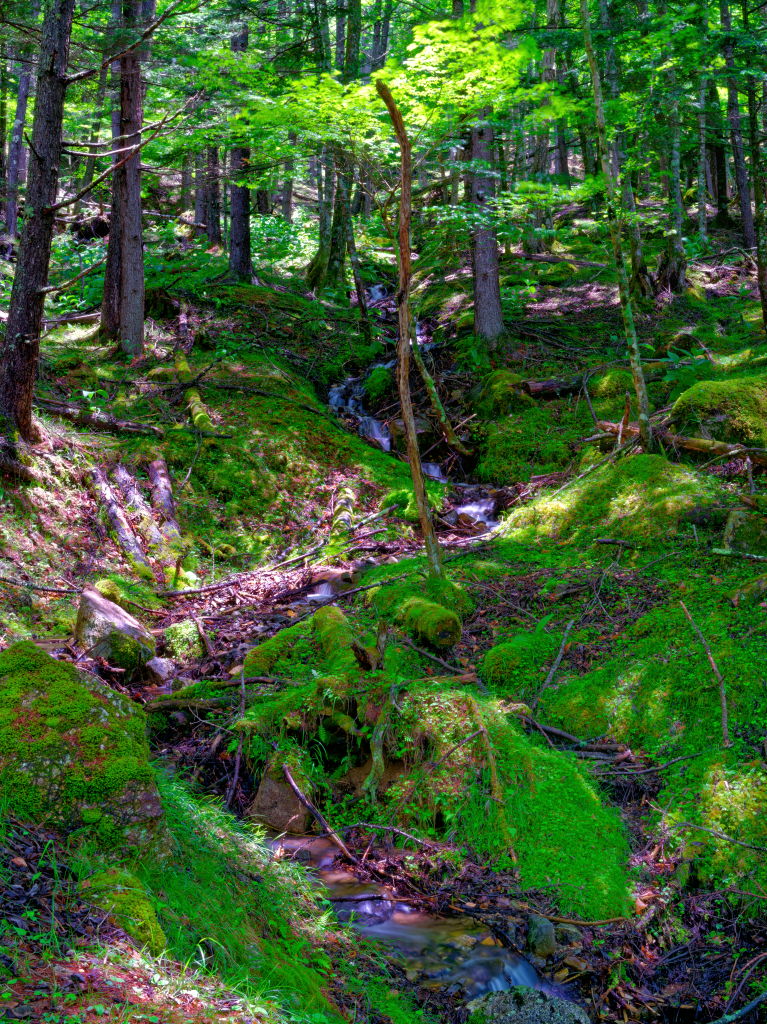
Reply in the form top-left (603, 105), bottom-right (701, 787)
top-left (268, 835), bottom-right (545, 1002)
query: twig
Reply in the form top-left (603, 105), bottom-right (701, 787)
top-left (0, 575), bottom-right (78, 594)
top-left (224, 665), bottom-right (246, 808)
top-left (706, 986), bottom-right (767, 1024)
top-left (679, 601), bottom-right (730, 747)
top-left (397, 635), bottom-right (464, 674)
top-left (193, 615), bottom-right (215, 658)
top-left (664, 818), bottom-right (767, 853)
top-left (282, 763), bottom-right (357, 862)
top-left (347, 822), bottom-right (440, 849)
top-left (532, 620), bottom-right (574, 711)
top-left (40, 256), bottom-right (107, 294)
top-left (594, 751), bottom-right (703, 776)
top-left (176, 435), bottom-right (203, 495)
top-left (595, 538), bottom-right (637, 549)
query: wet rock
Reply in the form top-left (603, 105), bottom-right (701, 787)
top-left (466, 986), bottom-right (590, 1024)
top-left (526, 915), bottom-right (556, 958)
top-left (246, 757), bottom-right (313, 834)
top-left (145, 656), bottom-right (176, 684)
top-left (555, 924), bottom-right (583, 946)
top-left (333, 896), bottom-right (394, 926)
top-left (75, 585), bottom-right (155, 671)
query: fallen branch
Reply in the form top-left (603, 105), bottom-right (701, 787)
top-left (680, 600), bottom-right (730, 746)
top-left (282, 763), bottom-right (357, 862)
top-left (89, 466), bottom-right (152, 572)
top-left (39, 256), bottom-right (107, 294)
top-left (599, 419), bottom-right (767, 468)
top-left (193, 615), bottom-right (216, 658)
top-left (35, 398), bottom-right (164, 437)
top-left (0, 575), bottom-right (78, 594)
top-left (706, 987), bottom-right (767, 1024)
top-left (532, 619), bottom-right (574, 711)
top-left (397, 635), bottom-right (464, 674)
top-left (347, 822), bottom-right (440, 849)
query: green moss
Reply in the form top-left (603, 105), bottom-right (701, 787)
top-left (0, 641), bottom-right (157, 840)
top-left (373, 585), bottom-right (462, 648)
top-left (83, 869), bottom-right (166, 956)
top-left (105, 629), bottom-right (153, 671)
top-left (503, 454), bottom-right (721, 546)
top-left (94, 578), bottom-right (124, 607)
top-left (592, 369), bottom-right (635, 399)
top-left (671, 375), bottom-right (767, 447)
top-left (242, 620), bottom-right (313, 677)
top-left (482, 630), bottom-right (557, 692)
top-left (164, 618), bottom-right (203, 662)
top-left (472, 370), bottom-right (530, 420)
top-left (311, 606), bottom-right (358, 674)
top-left (364, 366), bottom-right (392, 403)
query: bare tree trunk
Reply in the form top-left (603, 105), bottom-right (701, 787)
top-left (5, 44), bottom-right (34, 242)
top-left (471, 108), bottom-right (504, 346)
top-left (117, 0), bottom-right (145, 356)
top-left (721, 0), bottom-right (755, 247)
top-left (708, 82), bottom-right (730, 224)
top-left (74, 60), bottom-right (108, 216)
top-left (376, 79), bottom-right (443, 580)
top-left (282, 131), bottom-right (296, 222)
top-left (0, 0), bottom-right (77, 443)
top-left (206, 146), bottom-right (222, 246)
top-left (580, 0), bottom-right (651, 450)
top-left (101, 0), bottom-right (125, 339)
top-left (335, 0), bottom-right (346, 72)
top-left (194, 151), bottom-right (205, 235)
top-left (657, 91), bottom-right (687, 292)
top-left (336, 158), bottom-right (370, 341)
top-left (343, 0), bottom-right (361, 81)
top-left (697, 30), bottom-right (708, 245)
top-left (744, 0), bottom-right (767, 326)
top-left (0, 45), bottom-right (7, 226)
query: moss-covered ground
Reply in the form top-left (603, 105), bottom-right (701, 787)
top-left (3, 214), bottom-right (767, 1021)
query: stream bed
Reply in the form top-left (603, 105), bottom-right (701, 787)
top-left (268, 834), bottom-right (548, 1003)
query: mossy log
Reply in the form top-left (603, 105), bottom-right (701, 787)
top-left (35, 398), bottom-right (164, 437)
top-left (390, 593), bottom-right (461, 648)
top-left (174, 351), bottom-right (214, 431)
top-left (598, 419), bottom-right (767, 467)
top-left (89, 467), bottom-right (153, 576)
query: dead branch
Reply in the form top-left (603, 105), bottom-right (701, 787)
top-left (35, 398), bottom-right (164, 437)
top-left (282, 763), bottom-right (357, 862)
top-left (680, 600), bottom-right (730, 746)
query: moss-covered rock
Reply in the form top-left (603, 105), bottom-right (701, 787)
top-left (82, 869), bottom-right (166, 956)
top-left (372, 584), bottom-right (462, 648)
top-left (75, 585), bottom-right (155, 671)
top-left (311, 606), bottom-right (357, 674)
top-left (503, 454), bottom-right (720, 546)
top-left (242, 620), bottom-right (311, 676)
top-left (364, 366), bottom-right (392, 403)
top-left (164, 618), bottom-right (203, 662)
top-left (592, 369), bottom-right (634, 399)
top-left (482, 631), bottom-right (557, 691)
top-left (671, 376), bottom-right (767, 447)
top-left (472, 370), bottom-right (531, 420)
top-left (0, 641), bottom-right (164, 850)
top-left (94, 578), bottom-right (124, 608)
top-left (246, 747), bottom-right (314, 833)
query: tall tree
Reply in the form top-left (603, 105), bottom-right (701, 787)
top-left (228, 22), bottom-right (253, 281)
top-left (720, 0), bottom-right (755, 248)
top-left (0, 0), bottom-right (77, 442)
top-left (470, 108), bottom-right (504, 346)
top-left (5, 22), bottom-right (37, 244)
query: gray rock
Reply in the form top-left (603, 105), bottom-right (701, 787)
top-left (467, 986), bottom-right (590, 1024)
top-left (527, 915), bottom-right (556, 958)
top-left (555, 923), bottom-right (583, 946)
top-left (145, 656), bottom-right (176, 683)
top-left (334, 897), bottom-right (394, 927)
top-left (75, 585), bottom-right (155, 670)
top-left (246, 758), bottom-right (313, 833)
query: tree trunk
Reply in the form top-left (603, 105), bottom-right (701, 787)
top-left (101, 0), bottom-right (125, 340)
top-left (180, 153), bottom-right (191, 212)
top-left (0, 0), bottom-right (77, 443)
top-left (323, 180), bottom-right (347, 292)
top-left (256, 187), bottom-right (269, 214)
top-left (206, 146), bottom-right (222, 245)
top-left (721, 0), bottom-right (755, 247)
top-left (343, 0), bottom-right (361, 81)
top-left (744, 0), bottom-right (767, 326)
top-left (336, 158), bottom-right (370, 341)
top-left (471, 108), bottom-right (504, 346)
top-left (283, 131), bottom-right (296, 222)
top-left (697, 73), bottom-right (708, 242)
top-left (376, 80), bottom-right (443, 580)
top-left (377, 0), bottom-right (391, 68)
top-left (117, 0), bottom-right (145, 356)
top-left (335, 0), bottom-right (346, 72)
top-left (5, 45), bottom-right (34, 242)
top-left (74, 60), bottom-right (108, 216)
top-left (580, 0), bottom-right (651, 450)
top-left (708, 82), bottom-right (730, 224)
top-left (0, 45), bottom-right (7, 226)
top-left (194, 151), bottom-right (205, 235)
top-left (657, 91), bottom-right (687, 292)
top-left (228, 23), bottom-right (252, 281)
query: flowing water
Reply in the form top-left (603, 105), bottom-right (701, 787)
top-left (268, 835), bottom-right (547, 1002)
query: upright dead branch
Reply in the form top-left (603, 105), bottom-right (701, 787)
top-left (679, 601), bottom-right (730, 746)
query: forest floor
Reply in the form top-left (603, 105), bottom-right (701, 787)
top-left (2, 208), bottom-right (767, 1024)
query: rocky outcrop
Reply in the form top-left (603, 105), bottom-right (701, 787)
top-left (75, 585), bottom-right (155, 670)
top-left (467, 986), bottom-right (590, 1024)
top-left (0, 642), bottom-right (166, 854)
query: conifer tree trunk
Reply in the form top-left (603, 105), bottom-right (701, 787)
top-left (180, 153), bottom-right (191, 212)
top-left (697, 74), bottom-right (709, 242)
top-left (744, 1), bottom-right (767, 324)
top-left (282, 131), bottom-right (296, 223)
top-left (657, 90), bottom-right (687, 291)
top-left (721, 0), bottom-right (755, 247)
top-left (74, 60), bottom-right (108, 216)
top-left (101, 51), bottom-right (122, 339)
top-left (5, 39), bottom-right (35, 242)
top-left (343, 0), bottom-right (361, 81)
top-left (0, 0), bottom-right (77, 442)
top-left (194, 151), bottom-right (205, 235)
top-left (376, 79), bottom-right (443, 580)
top-left (0, 46), bottom-right (7, 227)
top-left (580, 0), bottom-right (651, 450)
top-left (117, 0), bottom-right (145, 355)
top-left (206, 146), bottom-right (222, 246)
top-left (470, 108), bottom-right (504, 346)
top-left (228, 23), bottom-right (253, 281)
top-left (708, 82), bottom-right (730, 224)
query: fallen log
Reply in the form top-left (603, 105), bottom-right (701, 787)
top-left (147, 459), bottom-right (181, 539)
top-left (89, 466), bottom-right (153, 573)
top-left (35, 398), bottom-right (164, 437)
top-left (111, 464), bottom-right (166, 551)
top-left (597, 419), bottom-right (767, 468)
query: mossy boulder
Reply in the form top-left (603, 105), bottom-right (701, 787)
top-left (538, 262), bottom-right (579, 286)
top-left (82, 869), bottom-right (166, 956)
top-left (467, 987), bottom-right (590, 1024)
top-left (592, 369), bottom-right (634, 399)
top-left (0, 641), bottom-right (164, 850)
top-left (671, 376), bottom-right (767, 447)
top-left (164, 618), bottom-right (203, 662)
top-left (312, 606), bottom-right (358, 674)
top-left (246, 749), bottom-right (314, 833)
top-left (242, 620), bottom-right (311, 677)
top-left (482, 630), bottom-right (557, 691)
top-left (94, 578), bottom-right (124, 608)
top-left (503, 454), bottom-right (720, 546)
top-left (364, 366), bottom-right (393, 403)
top-left (75, 585), bottom-right (155, 671)
top-left (472, 370), bottom-right (530, 420)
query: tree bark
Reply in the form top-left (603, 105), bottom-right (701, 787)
top-left (336, 158), bottom-right (370, 341)
top-left (657, 91), bottom-right (687, 292)
top-left (283, 131), bottom-right (296, 222)
top-left (697, 72), bottom-right (709, 242)
top-left (0, 44), bottom-right (7, 226)
top-left (708, 82), bottom-right (730, 224)
top-left (74, 60), bottom-right (108, 217)
top-left (376, 79), bottom-right (443, 580)
top-left (194, 150), bottom-right (206, 235)
top-left (228, 23), bottom-right (252, 281)
top-left (721, 0), bottom-right (755, 247)
top-left (580, 0), bottom-right (651, 450)
top-left (471, 108), bottom-right (504, 346)
top-left (101, 0), bottom-right (125, 340)
top-left (117, 0), bottom-right (145, 356)
top-left (343, 0), bottom-right (361, 81)
top-left (5, 43), bottom-right (34, 242)
top-left (744, 0), bottom-right (767, 326)
top-left (206, 146), bottom-right (222, 245)
top-left (0, 0), bottom-right (77, 443)
top-left (180, 153), bottom-right (191, 212)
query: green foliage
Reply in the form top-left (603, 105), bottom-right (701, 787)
top-left (364, 366), bottom-right (393, 403)
top-left (165, 618), bottom-right (204, 662)
top-left (82, 870), bottom-right (167, 956)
